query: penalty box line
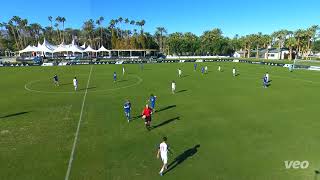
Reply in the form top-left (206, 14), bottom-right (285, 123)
top-left (65, 65), bottom-right (93, 180)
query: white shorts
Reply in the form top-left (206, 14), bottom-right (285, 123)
top-left (161, 155), bottom-right (168, 164)
top-left (172, 87), bottom-right (175, 91)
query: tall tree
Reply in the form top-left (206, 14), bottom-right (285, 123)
top-left (61, 17), bottom-right (66, 42)
top-left (285, 37), bottom-right (297, 60)
top-left (294, 29), bottom-right (304, 56)
top-left (253, 32), bottom-right (263, 58)
top-left (48, 16), bottom-right (53, 28)
top-left (261, 34), bottom-right (272, 59)
top-left (96, 16), bottom-right (104, 47)
top-left (83, 19), bottom-right (95, 47)
top-left (155, 27), bottom-right (167, 52)
top-left (55, 16), bottom-right (62, 42)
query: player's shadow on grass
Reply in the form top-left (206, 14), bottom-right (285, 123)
top-left (155, 105), bottom-right (176, 113)
top-left (315, 170), bottom-right (320, 180)
top-left (0, 111), bottom-right (30, 119)
top-left (176, 89), bottom-right (187, 93)
top-left (152, 116), bottom-right (179, 130)
top-left (181, 75), bottom-right (189, 78)
top-left (165, 144), bottom-right (200, 175)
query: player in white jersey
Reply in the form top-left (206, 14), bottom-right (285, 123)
top-left (73, 77), bottom-right (78, 91)
top-left (204, 66), bottom-right (208, 73)
top-left (232, 67), bottom-right (236, 76)
top-left (122, 66), bottom-right (125, 75)
top-left (265, 72), bottom-right (269, 82)
top-left (171, 81), bottom-right (176, 94)
top-left (178, 68), bottom-right (182, 78)
top-left (157, 137), bottom-right (170, 176)
top-left (218, 65), bottom-right (221, 72)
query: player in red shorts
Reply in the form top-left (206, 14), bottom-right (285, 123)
top-left (142, 104), bottom-right (153, 130)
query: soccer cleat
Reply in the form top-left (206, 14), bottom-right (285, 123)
top-left (159, 172), bottom-right (163, 176)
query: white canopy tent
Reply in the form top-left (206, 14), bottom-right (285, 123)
top-left (97, 45), bottom-right (109, 52)
top-left (37, 41), bottom-right (54, 53)
top-left (19, 45), bottom-right (37, 54)
top-left (97, 45), bottom-right (110, 57)
top-left (84, 45), bottom-right (97, 57)
top-left (68, 40), bottom-right (84, 53)
top-left (19, 39), bottom-right (159, 59)
top-left (68, 44), bottom-right (84, 53)
top-left (53, 42), bottom-right (69, 53)
top-left (42, 38), bottom-right (57, 50)
top-left (80, 42), bottom-right (86, 49)
top-left (84, 45), bottom-right (97, 53)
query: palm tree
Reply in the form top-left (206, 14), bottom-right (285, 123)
top-left (246, 34), bottom-right (255, 58)
top-left (29, 23), bottom-right (42, 42)
top-left (96, 16), bottom-right (104, 47)
top-left (54, 23), bottom-right (59, 43)
top-left (253, 32), bottom-right (263, 58)
top-left (83, 19), bottom-right (95, 46)
top-left (18, 18), bottom-right (28, 48)
top-left (48, 16), bottom-right (53, 28)
top-left (262, 34), bottom-right (272, 59)
top-left (55, 16), bottom-right (62, 42)
top-left (140, 20), bottom-right (145, 34)
top-left (280, 30), bottom-right (289, 47)
top-left (294, 29), bottom-right (304, 57)
top-left (118, 17), bottom-right (123, 24)
top-left (118, 17), bottom-right (123, 37)
top-left (306, 25), bottom-right (319, 55)
top-left (61, 17), bottom-right (66, 42)
top-left (125, 18), bottom-right (129, 24)
top-left (272, 29), bottom-right (289, 59)
top-left (285, 37), bottom-right (297, 60)
top-left (48, 16), bottom-right (53, 42)
top-left (7, 18), bottom-right (19, 50)
top-left (155, 27), bottom-right (167, 52)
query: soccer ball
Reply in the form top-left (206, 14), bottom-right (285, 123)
top-left (142, 115), bottom-right (146, 119)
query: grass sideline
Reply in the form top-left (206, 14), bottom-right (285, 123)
top-left (1, 62), bottom-right (320, 180)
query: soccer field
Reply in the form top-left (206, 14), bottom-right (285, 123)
top-left (1, 62), bottom-right (320, 180)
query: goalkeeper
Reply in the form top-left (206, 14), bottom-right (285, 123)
top-left (142, 104), bottom-right (153, 131)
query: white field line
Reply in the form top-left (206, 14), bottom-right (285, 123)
top-left (24, 74), bottom-right (143, 94)
top-left (65, 65), bottom-right (93, 180)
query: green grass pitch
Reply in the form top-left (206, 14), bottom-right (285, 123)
top-left (1, 62), bottom-right (320, 180)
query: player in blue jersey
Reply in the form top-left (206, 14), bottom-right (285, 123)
top-left (53, 74), bottom-right (59, 86)
top-left (263, 75), bottom-right (268, 88)
top-left (113, 72), bottom-right (117, 82)
top-left (194, 63), bottom-right (197, 71)
top-left (149, 94), bottom-right (157, 112)
top-left (201, 67), bottom-right (205, 74)
top-left (124, 100), bottom-right (131, 122)
top-left (289, 64), bottom-right (293, 72)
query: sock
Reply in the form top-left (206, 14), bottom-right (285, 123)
top-left (160, 167), bottom-right (164, 173)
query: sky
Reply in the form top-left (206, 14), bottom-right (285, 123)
top-left (1, 0), bottom-right (319, 37)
